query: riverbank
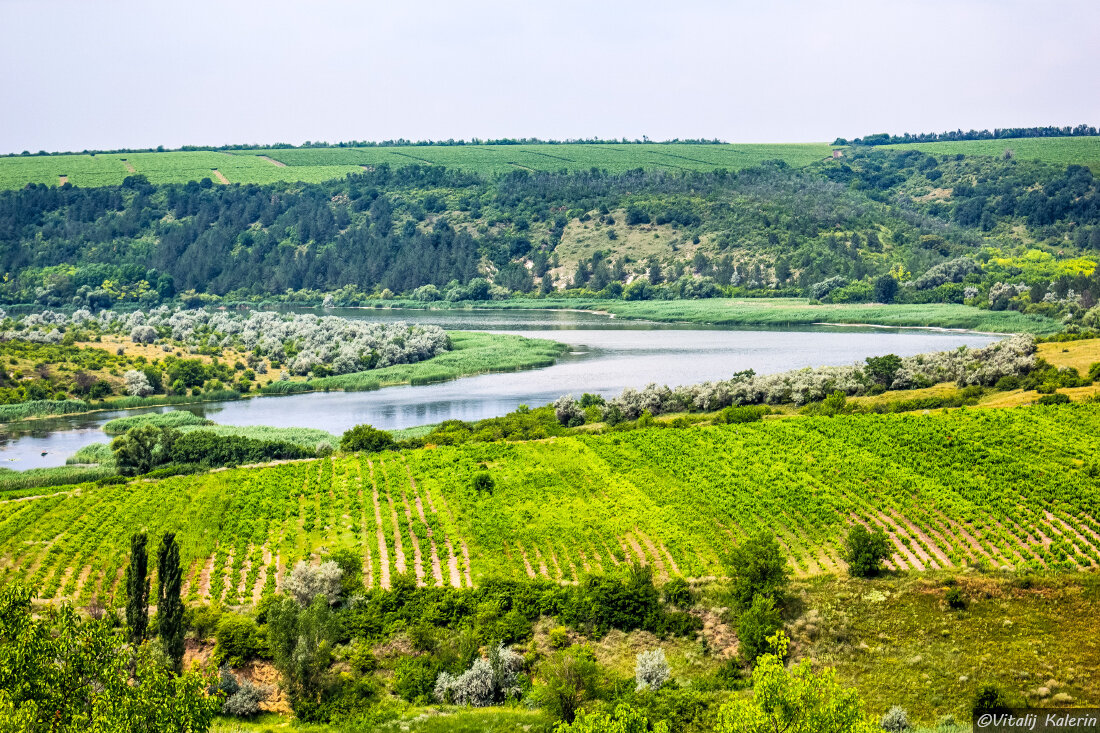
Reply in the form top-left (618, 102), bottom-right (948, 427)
top-left (1, 331), bottom-right (569, 421)
top-left (346, 297), bottom-right (1062, 334)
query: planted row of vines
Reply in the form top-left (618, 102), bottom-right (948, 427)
top-left (2, 405), bottom-right (1099, 603)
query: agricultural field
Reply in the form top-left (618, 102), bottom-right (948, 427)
top-left (0, 143), bottom-right (836, 190)
top-left (881, 135), bottom-right (1100, 171)
top-left (4, 404), bottom-right (1099, 606)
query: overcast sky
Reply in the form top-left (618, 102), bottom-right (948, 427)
top-left (1, 0), bottom-right (1097, 153)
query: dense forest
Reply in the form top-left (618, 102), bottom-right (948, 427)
top-left (2, 148), bottom-right (1098, 322)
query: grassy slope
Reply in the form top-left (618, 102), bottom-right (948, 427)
top-left (880, 135), bottom-right (1100, 172)
top-left (382, 298), bottom-right (1061, 334)
top-left (0, 143), bottom-right (835, 191)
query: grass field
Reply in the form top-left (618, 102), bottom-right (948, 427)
top-left (0, 143), bottom-right (835, 190)
top-left (4, 403), bottom-right (1099, 605)
top-left (881, 136), bottom-right (1100, 171)
top-left (382, 298), bottom-right (1062, 334)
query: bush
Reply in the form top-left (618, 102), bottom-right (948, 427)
top-left (723, 532), bottom-right (789, 609)
top-left (394, 656), bottom-right (442, 703)
top-left (285, 561), bottom-right (344, 607)
top-left (340, 424), bottom-right (397, 453)
top-left (434, 641), bottom-right (524, 707)
top-left (185, 603), bottom-right (222, 641)
top-left (1036, 392), bottom-right (1070, 405)
top-left (844, 525), bottom-right (891, 578)
top-left (532, 647), bottom-right (600, 724)
top-left (715, 405), bottom-right (766, 424)
top-left (218, 666), bottom-right (271, 718)
top-left (662, 577), bottom-right (694, 608)
top-left (881, 705), bottom-right (911, 732)
top-left (472, 471), bottom-right (495, 494)
top-left (972, 684), bottom-right (1011, 715)
top-left (549, 626), bottom-right (570, 649)
top-left (214, 614), bottom-right (262, 667)
top-left (635, 648), bottom-right (670, 692)
top-left (945, 587), bottom-right (966, 610)
top-left (737, 595), bottom-right (784, 665)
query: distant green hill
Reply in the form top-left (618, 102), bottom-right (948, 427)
top-left (879, 135), bottom-right (1100, 171)
top-left (0, 143), bottom-right (836, 190)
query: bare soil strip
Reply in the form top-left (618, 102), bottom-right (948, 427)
top-left (238, 546), bottom-right (253, 596)
top-left (220, 547), bottom-right (236, 602)
top-left (659, 544), bottom-right (683, 577)
top-left (517, 544), bottom-right (536, 578)
top-left (257, 155), bottom-right (286, 167)
top-left (408, 473), bottom-right (444, 586)
top-left (120, 159), bottom-right (136, 173)
top-left (211, 169), bottom-right (229, 184)
top-left (367, 461), bottom-right (391, 590)
top-left (198, 553), bottom-right (216, 601)
top-left (398, 484), bottom-right (425, 586)
top-left (58, 175), bottom-right (68, 185)
top-left (632, 529), bottom-right (668, 582)
top-left (600, 540), bottom-right (621, 565)
top-left (533, 547), bottom-right (550, 578)
top-left (253, 546), bottom-right (271, 604)
top-left (578, 550), bottom-right (592, 573)
top-left (460, 541), bottom-right (473, 587)
top-left (547, 546), bottom-right (565, 581)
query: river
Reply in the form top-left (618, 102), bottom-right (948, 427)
top-left (0, 308), bottom-right (999, 469)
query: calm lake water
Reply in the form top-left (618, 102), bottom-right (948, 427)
top-left (1, 308), bottom-right (999, 470)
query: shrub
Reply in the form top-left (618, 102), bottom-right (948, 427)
top-left (844, 525), bottom-right (891, 578)
top-left (995, 375), bottom-right (1020, 390)
top-left (635, 648), bottom-right (670, 692)
top-left (662, 577), bottom-right (694, 608)
top-left (214, 614), bottom-right (262, 667)
top-left (737, 595), bottom-right (784, 665)
top-left (1036, 392), bottom-right (1070, 405)
top-left (945, 587), bottom-right (966, 610)
top-left (434, 641), bottom-right (524, 707)
top-left (285, 561), bottom-right (344, 607)
top-left (532, 647), bottom-right (600, 724)
top-left (723, 531), bottom-right (789, 609)
top-left (549, 626), bottom-right (570, 649)
top-left (472, 471), bottom-right (495, 494)
top-left (556, 704), bottom-right (671, 733)
top-left (715, 405), bottom-right (766, 424)
top-left (972, 684), bottom-right (1011, 715)
top-left (340, 424), bottom-right (397, 453)
top-left (218, 666), bottom-right (271, 717)
top-left (554, 395), bottom-right (585, 427)
top-left (394, 656), bottom-right (442, 703)
top-left (185, 604), bottom-right (222, 641)
top-left (881, 705), bottom-right (911, 732)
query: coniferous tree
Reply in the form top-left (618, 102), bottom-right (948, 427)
top-left (125, 532), bottom-right (150, 648)
top-left (157, 532), bottom-right (184, 672)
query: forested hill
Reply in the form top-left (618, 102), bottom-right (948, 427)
top-left (1, 148), bottom-right (1099, 324)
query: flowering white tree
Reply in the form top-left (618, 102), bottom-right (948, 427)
top-left (635, 648), bottom-right (670, 691)
top-left (285, 561), bottom-right (343, 606)
top-left (123, 370), bottom-right (154, 397)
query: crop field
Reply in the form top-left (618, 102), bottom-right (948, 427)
top-left (3, 404), bottom-right (1099, 605)
top-left (881, 135), bottom-right (1100, 171)
top-left (0, 143), bottom-right (834, 190)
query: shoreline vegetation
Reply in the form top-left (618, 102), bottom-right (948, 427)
top-left (328, 297), bottom-right (1062, 334)
top-left (0, 330), bottom-right (568, 422)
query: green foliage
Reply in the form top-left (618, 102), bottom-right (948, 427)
top-left (738, 595), bottom-right (785, 665)
top-left (0, 583), bottom-right (222, 731)
top-left (157, 532), bottom-right (185, 673)
top-left (971, 683), bottom-right (1012, 715)
top-left (945, 587), bottom-right (966, 610)
top-left (340, 424), bottom-right (398, 453)
top-left (534, 646), bottom-right (601, 724)
top-left (323, 548), bottom-right (365, 596)
top-left (723, 531), bottom-right (790, 609)
top-left (267, 595), bottom-right (342, 722)
top-left (214, 614), bottom-right (263, 667)
top-left (125, 532), bottom-right (150, 647)
top-left (1036, 392), bottom-right (1070, 405)
top-left (103, 409), bottom-right (212, 435)
top-left (112, 424), bottom-right (179, 476)
top-left (554, 703), bottom-right (671, 733)
top-left (662, 577), bottom-right (694, 608)
top-left (715, 632), bottom-right (877, 733)
top-left (715, 405), bottom-right (767, 424)
top-left (472, 471), bottom-right (495, 494)
top-left (393, 655), bottom-right (443, 703)
top-left (864, 354), bottom-right (902, 386)
top-left (844, 525), bottom-right (892, 578)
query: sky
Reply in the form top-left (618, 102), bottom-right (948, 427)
top-left (1, 0), bottom-right (1098, 153)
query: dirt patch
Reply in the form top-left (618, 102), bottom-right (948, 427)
top-left (256, 155), bottom-right (286, 168)
top-left (57, 175), bottom-right (68, 185)
top-left (210, 169), bottom-right (229, 184)
top-left (694, 608), bottom-right (738, 659)
top-left (460, 540), bottom-right (473, 587)
top-left (533, 547), bottom-right (550, 579)
top-left (368, 461), bottom-right (391, 590)
top-left (120, 159), bottom-right (136, 173)
top-left (633, 528), bottom-right (668, 582)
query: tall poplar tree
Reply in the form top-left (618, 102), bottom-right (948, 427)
top-left (157, 532), bottom-right (184, 672)
top-left (125, 532), bottom-right (149, 648)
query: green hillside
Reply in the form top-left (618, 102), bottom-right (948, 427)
top-left (0, 143), bottom-right (834, 190)
top-left (880, 135), bottom-right (1100, 171)
top-left (4, 404), bottom-right (1098, 604)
